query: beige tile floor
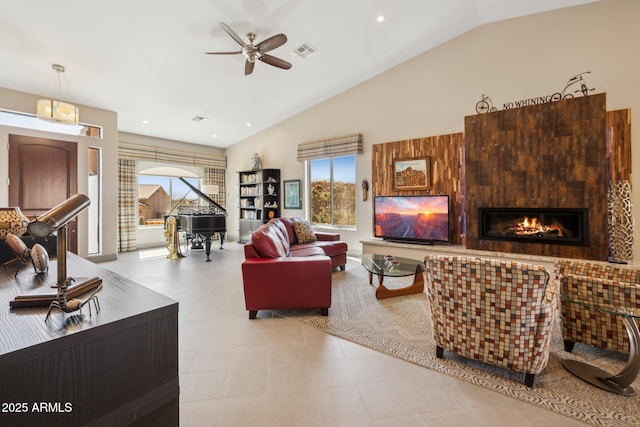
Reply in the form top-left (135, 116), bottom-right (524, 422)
top-left (100, 242), bottom-right (588, 427)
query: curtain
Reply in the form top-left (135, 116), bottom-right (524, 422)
top-left (204, 167), bottom-right (226, 209)
top-left (297, 134), bottom-right (362, 161)
top-left (118, 142), bottom-right (226, 168)
top-left (118, 159), bottom-right (137, 252)
top-left (204, 167), bottom-right (226, 242)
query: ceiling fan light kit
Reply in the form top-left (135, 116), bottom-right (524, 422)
top-left (206, 22), bottom-right (292, 75)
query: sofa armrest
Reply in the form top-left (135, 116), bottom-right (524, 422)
top-left (315, 232), bottom-right (340, 241)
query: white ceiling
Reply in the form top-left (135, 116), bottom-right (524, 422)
top-left (0, 0), bottom-right (597, 148)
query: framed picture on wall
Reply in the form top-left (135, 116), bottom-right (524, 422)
top-left (393, 158), bottom-right (430, 190)
top-left (284, 179), bottom-right (302, 209)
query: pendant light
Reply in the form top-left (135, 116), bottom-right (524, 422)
top-left (36, 64), bottom-right (79, 125)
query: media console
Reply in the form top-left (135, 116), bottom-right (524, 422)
top-left (360, 238), bottom-right (561, 272)
top-left (0, 252), bottom-right (179, 427)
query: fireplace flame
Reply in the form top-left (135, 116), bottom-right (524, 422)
top-left (513, 216), bottom-right (564, 237)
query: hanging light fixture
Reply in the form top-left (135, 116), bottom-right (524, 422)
top-left (36, 64), bottom-right (79, 125)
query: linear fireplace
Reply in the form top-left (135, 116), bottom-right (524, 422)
top-left (479, 208), bottom-right (589, 246)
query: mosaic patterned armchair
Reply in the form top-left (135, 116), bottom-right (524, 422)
top-left (554, 260), bottom-right (640, 354)
top-left (424, 255), bottom-right (556, 387)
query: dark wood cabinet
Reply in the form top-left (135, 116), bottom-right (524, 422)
top-left (0, 253), bottom-right (179, 427)
top-left (238, 169), bottom-right (280, 243)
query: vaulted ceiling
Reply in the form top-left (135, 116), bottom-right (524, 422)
top-left (0, 0), bottom-right (598, 148)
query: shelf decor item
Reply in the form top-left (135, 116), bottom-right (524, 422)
top-left (30, 243), bottom-right (49, 274)
top-left (250, 153), bottom-right (262, 170)
top-left (608, 180), bottom-right (633, 263)
top-left (0, 207), bottom-right (30, 238)
top-left (26, 194), bottom-right (103, 321)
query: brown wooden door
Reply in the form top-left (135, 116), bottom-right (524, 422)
top-left (8, 135), bottom-right (79, 253)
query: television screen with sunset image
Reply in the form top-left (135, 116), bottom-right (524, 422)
top-left (374, 195), bottom-right (450, 243)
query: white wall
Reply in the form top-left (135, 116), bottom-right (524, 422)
top-left (226, 0), bottom-right (640, 258)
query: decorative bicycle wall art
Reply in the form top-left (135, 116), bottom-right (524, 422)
top-left (475, 72), bottom-right (596, 114)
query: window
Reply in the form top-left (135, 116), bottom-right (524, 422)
top-left (88, 147), bottom-right (101, 254)
top-left (0, 109), bottom-right (102, 138)
top-left (137, 175), bottom-right (199, 226)
top-left (309, 155), bottom-right (356, 226)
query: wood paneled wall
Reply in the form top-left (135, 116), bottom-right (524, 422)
top-left (465, 94), bottom-right (609, 260)
top-left (371, 134), bottom-right (465, 245)
top-left (607, 109), bottom-right (632, 183)
top-left (371, 94), bottom-right (630, 261)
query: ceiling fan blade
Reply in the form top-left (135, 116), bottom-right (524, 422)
top-left (256, 34), bottom-right (287, 52)
top-left (244, 60), bottom-right (255, 76)
top-left (260, 54), bottom-right (292, 70)
top-left (205, 51), bottom-right (242, 55)
top-left (219, 22), bottom-right (246, 47)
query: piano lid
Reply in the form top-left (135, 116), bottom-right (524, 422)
top-left (177, 177), bottom-right (227, 215)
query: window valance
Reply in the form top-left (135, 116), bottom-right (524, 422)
top-left (296, 134), bottom-right (362, 161)
top-left (118, 142), bottom-right (226, 169)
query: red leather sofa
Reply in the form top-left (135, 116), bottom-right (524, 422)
top-left (241, 217), bottom-right (348, 319)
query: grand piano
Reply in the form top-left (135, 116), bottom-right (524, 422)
top-left (168, 177), bottom-right (227, 262)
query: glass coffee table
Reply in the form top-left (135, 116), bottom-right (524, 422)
top-left (561, 297), bottom-right (640, 396)
top-left (361, 254), bottom-right (425, 299)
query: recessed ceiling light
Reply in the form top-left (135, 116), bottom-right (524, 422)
top-left (377, 15), bottom-right (385, 23)
top-left (212, 134), bottom-right (217, 138)
top-left (246, 122), bottom-right (251, 127)
top-left (142, 120), bottom-right (149, 125)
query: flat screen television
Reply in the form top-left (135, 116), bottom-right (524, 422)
top-left (374, 195), bottom-right (450, 244)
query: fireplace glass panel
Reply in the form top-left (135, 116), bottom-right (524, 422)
top-left (479, 208), bottom-right (588, 246)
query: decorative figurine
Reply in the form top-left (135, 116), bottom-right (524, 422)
top-left (30, 243), bottom-right (49, 274)
top-left (551, 71), bottom-right (595, 101)
top-left (45, 277), bottom-right (102, 322)
top-left (475, 94), bottom-right (497, 114)
top-left (362, 180), bottom-right (369, 201)
top-left (250, 153), bottom-right (262, 170)
top-left (0, 207), bottom-right (29, 238)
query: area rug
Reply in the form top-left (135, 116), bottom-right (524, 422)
top-left (274, 261), bottom-right (640, 427)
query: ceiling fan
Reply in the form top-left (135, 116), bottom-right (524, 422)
top-left (206, 22), bottom-right (292, 76)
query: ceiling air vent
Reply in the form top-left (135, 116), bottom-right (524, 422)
top-left (292, 43), bottom-right (316, 59)
top-left (191, 116), bottom-right (208, 123)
